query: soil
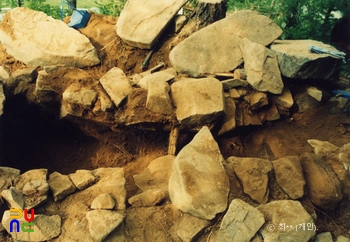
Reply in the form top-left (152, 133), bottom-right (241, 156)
top-left (0, 12), bottom-right (349, 241)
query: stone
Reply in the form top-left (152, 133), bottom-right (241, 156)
top-left (276, 87), bottom-right (294, 109)
top-left (0, 84), bottom-right (4, 116)
top-left (294, 90), bottom-right (320, 112)
top-left (228, 88), bottom-right (241, 99)
top-left (91, 193), bottom-right (116, 210)
top-left (134, 155), bottom-right (175, 192)
top-left (300, 152), bottom-right (343, 210)
top-left (68, 169), bottom-right (97, 190)
top-left (2, 210), bottom-right (61, 241)
top-left (337, 235), bottom-right (350, 242)
top-left (117, 0), bottom-right (187, 49)
top-left (231, 157), bottom-right (272, 204)
top-left (258, 200), bottom-right (316, 242)
top-left (307, 139), bottom-right (339, 156)
top-left (0, 8), bottom-right (100, 68)
top-left (244, 90), bottom-right (269, 110)
top-left (177, 213), bottom-right (211, 242)
top-left (99, 67), bottom-right (132, 108)
top-left (272, 156), bottom-right (306, 199)
top-left (86, 210), bottom-right (123, 241)
top-left (241, 38), bottom-right (283, 94)
top-left (307, 86), bottom-right (323, 101)
top-left (128, 189), bottom-right (167, 207)
top-left (138, 71), bottom-right (175, 89)
top-left (218, 97), bottom-right (236, 135)
top-left (0, 167), bottom-right (20, 191)
top-left (48, 172), bottom-right (76, 202)
top-left (174, 15), bottom-right (187, 33)
top-left (169, 10), bottom-right (282, 77)
top-left (0, 66), bottom-right (10, 83)
top-left (146, 79), bottom-right (173, 115)
top-left (315, 232), bottom-right (333, 242)
top-left (270, 40), bottom-right (341, 81)
top-left (260, 104), bottom-right (280, 121)
top-left (92, 85), bottom-right (114, 116)
top-left (221, 79), bottom-right (248, 91)
top-left (218, 199), bottom-right (265, 242)
top-left (35, 70), bottom-right (60, 104)
top-left (168, 126), bottom-right (230, 220)
top-left (1, 187), bottom-right (24, 209)
top-left (171, 77), bottom-right (224, 126)
top-left (11, 67), bottom-right (38, 84)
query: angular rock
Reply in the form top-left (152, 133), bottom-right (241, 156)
top-left (0, 8), bottom-right (100, 68)
top-left (300, 152), bottom-right (343, 210)
top-left (276, 87), bottom-right (294, 109)
top-left (218, 199), bottom-right (265, 242)
top-left (0, 167), bottom-right (20, 191)
top-left (244, 90), bottom-right (269, 110)
top-left (1, 187), bottom-right (24, 209)
top-left (170, 10), bottom-right (282, 77)
top-left (35, 70), bottom-right (60, 104)
top-left (168, 126), bottom-right (230, 220)
top-left (117, 0), bottom-right (187, 49)
top-left (134, 155), bottom-right (175, 192)
top-left (0, 84), bottom-right (4, 116)
top-left (92, 85), bottom-right (114, 116)
top-left (2, 210), bottom-right (61, 241)
top-left (48, 172), bottom-right (76, 202)
top-left (232, 157), bottom-right (272, 204)
top-left (128, 188), bottom-right (166, 207)
top-left (241, 38), bottom-right (283, 94)
top-left (11, 67), bottom-right (38, 84)
top-left (146, 79), bottom-right (173, 115)
top-left (221, 79), bottom-right (248, 91)
top-left (307, 139), bottom-right (339, 156)
top-left (0, 66), bottom-right (10, 83)
top-left (337, 235), bottom-right (350, 242)
top-left (228, 88), bottom-right (241, 99)
top-left (270, 40), bottom-right (342, 81)
top-left (259, 104), bottom-right (280, 121)
top-left (294, 89), bottom-right (320, 112)
top-left (99, 67), bottom-right (132, 108)
top-left (218, 97), bottom-right (236, 135)
top-left (315, 232), bottom-right (333, 242)
top-left (272, 156), bottom-right (306, 199)
top-left (91, 193), bottom-right (116, 210)
top-left (177, 213), bottom-right (211, 242)
top-left (68, 169), bottom-right (97, 190)
top-left (174, 15), bottom-right (187, 33)
top-left (307, 86), bottom-right (323, 101)
top-left (138, 71), bottom-right (175, 89)
top-left (258, 200), bottom-right (316, 242)
top-left (86, 210), bottom-right (123, 241)
top-left (171, 77), bottom-right (224, 126)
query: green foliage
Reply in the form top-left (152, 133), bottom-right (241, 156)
top-left (94, 0), bottom-right (126, 16)
top-left (25, 0), bottom-right (61, 19)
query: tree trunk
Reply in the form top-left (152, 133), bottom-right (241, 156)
top-left (17, 0), bottom-right (21, 7)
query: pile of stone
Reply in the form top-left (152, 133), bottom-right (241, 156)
top-left (0, 127), bottom-right (349, 241)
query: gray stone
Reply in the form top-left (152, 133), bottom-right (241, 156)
top-left (221, 79), bottom-right (248, 91)
top-left (300, 152), bottom-right (343, 210)
top-left (337, 235), bottom-right (350, 242)
top-left (315, 232), bottom-right (333, 242)
top-left (22, 179), bottom-right (49, 196)
top-left (138, 71), bottom-right (175, 89)
top-left (260, 104), bottom-right (280, 121)
top-left (1, 187), bottom-right (24, 209)
top-left (68, 169), bottom-right (97, 190)
top-left (168, 126), bottom-right (230, 220)
top-left (218, 199), bottom-right (265, 242)
top-left (2, 210), bottom-right (61, 241)
top-left (146, 79), bottom-right (173, 115)
top-left (218, 97), bottom-right (236, 135)
top-left (276, 87), bottom-right (294, 109)
top-left (177, 213), bottom-right (211, 242)
top-left (307, 86), bottom-right (323, 101)
top-left (134, 155), bottom-right (175, 192)
top-left (174, 15), bottom-right (187, 33)
top-left (241, 38), bottom-right (283, 94)
top-left (295, 90), bottom-right (320, 112)
top-left (92, 85), bottom-right (114, 116)
top-left (258, 200), bottom-right (316, 242)
top-left (91, 193), bottom-right (116, 210)
top-left (117, 0), bottom-right (187, 49)
top-left (0, 167), bottom-right (20, 191)
top-left (0, 84), bottom-right (4, 116)
top-left (169, 10), bottom-right (282, 77)
top-left (128, 188), bottom-right (167, 207)
top-left (270, 40), bottom-right (341, 81)
top-left (86, 210), bottom-right (123, 241)
top-left (171, 77), bottom-right (224, 126)
top-left (0, 66), bottom-right (10, 83)
top-left (0, 8), bottom-right (100, 68)
top-left (228, 88), bottom-right (241, 99)
top-left (11, 67), bottom-right (38, 84)
top-left (48, 172), bottom-right (76, 202)
top-left (272, 156), bottom-right (306, 199)
top-left (231, 157), bottom-right (272, 204)
top-left (307, 139), bottom-right (339, 156)
top-left (244, 90), bottom-right (269, 110)
top-left (35, 70), bottom-right (60, 104)
top-left (99, 67), bottom-right (132, 108)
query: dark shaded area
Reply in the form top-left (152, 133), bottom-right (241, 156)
top-left (0, 95), bottom-right (98, 174)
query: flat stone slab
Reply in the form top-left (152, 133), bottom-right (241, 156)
top-left (0, 8), bottom-right (100, 68)
top-left (169, 10), bottom-right (282, 77)
top-left (270, 39), bottom-right (342, 81)
top-left (117, 0), bottom-right (187, 49)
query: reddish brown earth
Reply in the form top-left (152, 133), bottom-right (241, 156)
top-left (0, 13), bottom-right (349, 241)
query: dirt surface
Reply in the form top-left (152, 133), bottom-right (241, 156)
top-left (0, 12), bottom-right (350, 241)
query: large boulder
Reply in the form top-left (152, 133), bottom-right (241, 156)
top-left (117, 0), bottom-right (187, 49)
top-left (171, 77), bottom-right (224, 126)
top-left (169, 10), bottom-right (282, 77)
top-left (168, 126), bottom-right (230, 220)
top-left (270, 40), bottom-right (342, 81)
top-left (0, 8), bottom-right (100, 68)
